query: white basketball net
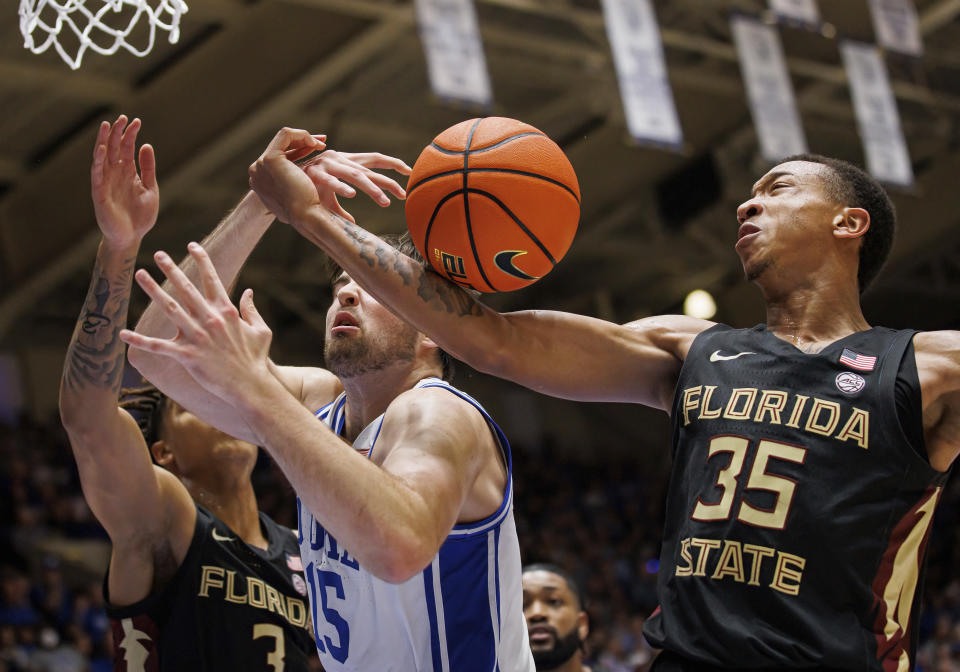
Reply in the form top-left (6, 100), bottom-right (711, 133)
top-left (19, 0), bottom-right (189, 70)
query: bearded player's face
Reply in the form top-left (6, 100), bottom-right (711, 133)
top-left (522, 570), bottom-right (585, 668)
top-left (324, 272), bottom-right (420, 379)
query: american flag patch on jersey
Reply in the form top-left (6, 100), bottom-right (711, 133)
top-left (839, 348), bottom-right (877, 371)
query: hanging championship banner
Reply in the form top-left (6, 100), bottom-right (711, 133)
top-left (769, 0), bottom-right (821, 27)
top-left (731, 15), bottom-right (807, 163)
top-left (415, 0), bottom-right (492, 106)
top-left (867, 0), bottom-right (923, 57)
top-left (841, 41), bottom-right (913, 186)
top-left (601, 0), bottom-right (683, 147)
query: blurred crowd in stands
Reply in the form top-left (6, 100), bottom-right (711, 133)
top-left (1, 414), bottom-right (958, 671)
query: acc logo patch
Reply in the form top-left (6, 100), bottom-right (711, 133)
top-left (291, 574), bottom-right (307, 596)
top-left (835, 372), bottom-right (866, 395)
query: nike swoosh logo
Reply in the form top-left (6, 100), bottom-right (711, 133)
top-left (211, 529), bottom-right (236, 542)
top-left (709, 350), bottom-right (756, 362)
top-left (494, 250), bottom-right (540, 281)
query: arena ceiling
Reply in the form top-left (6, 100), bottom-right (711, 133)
top-left (1, 0), bottom-right (959, 456)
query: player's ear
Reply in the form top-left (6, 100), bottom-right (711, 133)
top-left (151, 440), bottom-right (177, 472)
top-left (577, 610), bottom-right (589, 641)
top-left (833, 207), bottom-right (870, 241)
top-left (419, 334), bottom-right (440, 354)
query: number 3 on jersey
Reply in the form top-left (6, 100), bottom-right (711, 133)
top-left (692, 435), bottom-right (807, 530)
top-left (305, 563), bottom-right (350, 663)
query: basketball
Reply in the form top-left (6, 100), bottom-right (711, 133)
top-left (405, 117), bottom-right (581, 292)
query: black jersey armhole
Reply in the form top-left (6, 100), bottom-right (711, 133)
top-left (894, 337), bottom-right (927, 462)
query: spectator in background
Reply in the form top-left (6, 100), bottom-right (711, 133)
top-left (523, 563), bottom-right (591, 672)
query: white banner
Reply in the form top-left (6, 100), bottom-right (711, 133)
top-left (769, 0), bottom-right (821, 27)
top-left (415, 0), bottom-right (492, 106)
top-left (841, 41), bottom-right (913, 186)
top-left (601, 0), bottom-right (683, 147)
top-left (867, 0), bottom-right (923, 57)
top-left (731, 15), bottom-right (807, 163)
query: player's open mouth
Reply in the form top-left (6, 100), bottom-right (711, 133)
top-left (331, 312), bottom-right (360, 334)
top-left (736, 222), bottom-right (760, 249)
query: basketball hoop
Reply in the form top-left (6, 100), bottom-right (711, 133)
top-left (19, 0), bottom-right (188, 70)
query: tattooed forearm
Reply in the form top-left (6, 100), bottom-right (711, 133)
top-left (334, 215), bottom-right (482, 316)
top-left (416, 270), bottom-right (484, 317)
top-left (340, 217), bottom-right (377, 269)
top-left (63, 255), bottom-right (136, 394)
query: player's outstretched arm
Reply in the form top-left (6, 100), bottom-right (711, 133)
top-left (249, 131), bottom-right (710, 410)
top-left (913, 330), bottom-right (960, 471)
top-left (131, 128), bottom-right (407, 420)
top-left (120, 246), bottom-right (497, 583)
top-left (59, 116), bottom-right (195, 605)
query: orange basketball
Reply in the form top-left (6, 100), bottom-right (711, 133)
top-left (405, 117), bottom-right (581, 292)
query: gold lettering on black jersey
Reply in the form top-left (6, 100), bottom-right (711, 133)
top-left (286, 596), bottom-right (307, 628)
top-left (680, 386), bottom-right (871, 449)
top-left (723, 388), bottom-right (758, 421)
top-left (199, 566), bottom-right (225, 597)
top-left (700, 386), bottom-right (723, 420)
top-left (691, 538), bottom-right (722, 576)
top-left (805, 399), bottom-right (840, 437)
top-left (784, 395), bottom-right (809, 429)
top-left (770, 552), bottom-right (806, 596)
top-left (225, 570), bottom-right (246, 604)
top-left (676, 537), bottom-right (805, 596)
top-left (248, 578), bottom-right (267, 609)
top-left (754, 390), bottom-right (788, 424)
top-left (265, 585), bottom-right (287, 620)
top-left (196, 564), bottom-right (310, 631)
top-left (676, 538), bottom-right (694, 576)
top-left (836, 408), bottom-right (869, 449)
top-left (682, 386), bottom-right (702, 426)
top-left (743, 544), bottom-right (775, 586)
top-left (711, 540), bottom-right (745, 583)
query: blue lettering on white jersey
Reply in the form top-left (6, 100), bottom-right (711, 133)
top-left (299, 378), bottom-right (534, 671)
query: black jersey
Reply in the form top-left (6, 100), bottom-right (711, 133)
top-left (105, 505), bottom-right (315, 671)
top-left (644, 325), bottom-right (949, 671)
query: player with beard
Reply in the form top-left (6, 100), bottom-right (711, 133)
top-left (244, 131), bottom-right (960, 671)
top-left (523, 565), bottom-right (591, 672)
top-left (121, 129), bottom-right (535, 672)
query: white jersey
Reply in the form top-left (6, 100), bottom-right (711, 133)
top-left (297, 377), bottom-right (535, 672)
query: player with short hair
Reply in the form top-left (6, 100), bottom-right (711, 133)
top-left (121, 128), bottom-right (536, 671)
top-left (522, 564), bottom-right (591, 672)
top-left (59, 116), bottom-right (315, 671)
top-left (245, 133), bottom-right (960, 671)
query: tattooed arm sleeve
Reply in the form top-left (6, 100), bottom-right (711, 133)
top-left (59, 239), bottom-right (182, 540)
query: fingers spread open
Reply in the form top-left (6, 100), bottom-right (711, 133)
top-left (348, 152), bottom-right (413, 175)
top-left (133, 267), bottom-right (203, 341)
top-left (119, 328), bottom-right (183, 359)
top-left (139, 144), bottom-right (158, 191)
top-left (107, 115), bottom-right (127, 164)
top-left (305, 165), bottom-right (356, 197)
top-left (120, 118), bottom-right (141, 165)
top-left (239, 288), bottom-right (268, 330)
top-left (187, 243), bottom-right (232, 306)
top-left (91, 144), bottom-right (107, 194)
top-left (324, 159), bottom-right (390, 206)
top-left (151, 251), bottom-right (220, 328)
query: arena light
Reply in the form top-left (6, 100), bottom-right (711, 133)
top-left (683, 289), bottom-right (716, 319)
